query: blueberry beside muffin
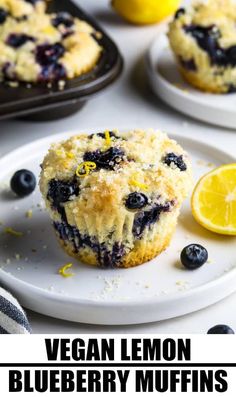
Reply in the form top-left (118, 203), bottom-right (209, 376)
top-left (40, 130), bottom-right (192, 269)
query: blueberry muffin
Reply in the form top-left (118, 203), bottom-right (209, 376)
top-left (0, 0), bottom-right (45, 20)
top-left (168, 0), bottom-right (236, 93)
top-left (40, 130), bottom-right (192, 269)
top-left (0, 5), bottom-right (101, 83)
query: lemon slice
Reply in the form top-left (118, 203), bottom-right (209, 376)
top-left (191, 164), bottom-right (236, 235)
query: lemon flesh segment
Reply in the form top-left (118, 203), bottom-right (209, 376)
top-left (112, 0), bottom-right (181, 25)
top-left (191, 164), bottom-right (236, 235)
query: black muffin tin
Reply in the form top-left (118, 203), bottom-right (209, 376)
top-left (0, 0), bottom-right (123, 121)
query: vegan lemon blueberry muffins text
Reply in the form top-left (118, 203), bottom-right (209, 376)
top-left (40, 130), bottom-right (192, 268)
top-left (0, 0), bottom-right (101, 84)
top-left (168, 0), bottom-right (236, 93)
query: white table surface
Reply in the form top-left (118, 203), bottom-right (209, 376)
top-left (1, 0), bottom-right (236, 334)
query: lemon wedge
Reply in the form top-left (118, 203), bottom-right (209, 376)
top-left (111, 0), bottom-right (181, 25)
top-left (191, 164), bottom-right (236, 235)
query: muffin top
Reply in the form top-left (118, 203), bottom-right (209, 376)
top-left (170, 0), bottom-right (236, 65)
top-left (0, 0), bottom-right (45, 18)
top-left (0, 2), bottom-right (101, 83)
top-left (40, 130), bottom-right (192, 219)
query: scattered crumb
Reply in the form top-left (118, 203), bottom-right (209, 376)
top-left (95, 31), bottom-right (102, 39)
top-left (25, 209), bottom-right (33, 219)
top-left (15, 254), bottom-right (21, 261)
top-left (4, 227), bottom-right (23, 237)
top-left (58, 80), bottom-right (66, 90)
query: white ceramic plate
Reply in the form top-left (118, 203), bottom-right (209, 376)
top-left (146, 33), bottom-right (236, 129)
top-left (0, 130), bottom-right (236, 325)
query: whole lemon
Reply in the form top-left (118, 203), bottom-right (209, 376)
top-left (112, 0), bottom-right (182, 25)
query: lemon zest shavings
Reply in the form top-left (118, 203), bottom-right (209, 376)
top-left (130, 179), bottom-right (148, 191)
top-left (104, 130), bottom-right (111, 147)
top-left (42, 25), bottom-right (58, 36)
top-left (58, 263), bottom-right (75, 278)
top-left (4, 227), bottom-right (23, 237)
top-left (76, 161), bottom-right (96, 178)
top-left (55, 150), bottom-right (63, 157)
top-left (67, 152), bottom-right (75, 159)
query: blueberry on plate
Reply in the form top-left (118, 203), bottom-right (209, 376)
top-left (126, 192), bottom-right (148, 210)
top-left (207, 325), bottom-right (234, 334)
top-left (180, 244), bottom-right (208, 270)
top-left (10, 170), bottom-right (36, 197)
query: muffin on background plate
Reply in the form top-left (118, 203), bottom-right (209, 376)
top-left (168, 0), bottom-right (236, 94)
top-left (40, 130), bottom-right (192, 269)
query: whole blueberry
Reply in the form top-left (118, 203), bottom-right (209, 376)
top-left (163, 153), bottom-right (187, 171)
top-left (126, 192), bottom-right (148, 210)
top-left (47, 179), bottom-right (79, 208)
top-left (0, 8), bottom-right (8, 24)
top-left (180, 244), bottom-right (208, 270)
top-left (88, 131), bottom-right (118, 140)
top-left (226, 46), bottom-right (236, 67)
top-left (36, 43), bottom-right (65, 66)
top-left (52, 12), bottom-right (74, 28)
top-left (25, 0), bottom-right (41, 4)
top-left (83, 147), bottom-right (125, 170)
top-left (6, 34), bottom-right (35, 48)
top-left (174, 8), bottom-right (186, 20)
top-left (39, 63), bottom-right (67, 82)
top-left (207, 325), bottom-right (234, 334)
top-left (10, 170), bottom-right (36, 197)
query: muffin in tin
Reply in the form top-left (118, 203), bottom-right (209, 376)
top-left (40, 130), bottom-right (192, 269)
top-left (0, 2), bottom-right (102, 84)
top-left (168, 0), bottom-right (236, 94)
top-left (0, 0), bottom-right (45, 20)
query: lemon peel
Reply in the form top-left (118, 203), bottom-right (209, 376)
top-left (4, 227), bottom-right (23, 237)
top-left (58, 263), bottom-right (74, 278)
top-left (105, 130), bottom-right (111, 147)
top-left (76, 162), bottom-right (96, 177)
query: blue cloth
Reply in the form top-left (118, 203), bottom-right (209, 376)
top-left (0, 287), bottom-right (31, 334)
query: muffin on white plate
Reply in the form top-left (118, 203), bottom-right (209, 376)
top-left (168, 0), bottom-right (236, 94)
top-left (40, 130), bottom-right (192, 269)
top-left (0, 3), bottom-right (102, 84)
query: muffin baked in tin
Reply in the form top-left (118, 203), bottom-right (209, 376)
top-left (0, 0), bottom-right (102, 84)
top-left (0, 0), bottom-right (45, 19)
top-left (40, 130), bottom-right (192, 269)
top-left (168, 0), bottom-right (236, 94)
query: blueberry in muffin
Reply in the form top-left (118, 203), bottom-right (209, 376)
top-left (168, 0), bottom-right (236, 93)
top-left (0, 2), bottom-right (102, 84)
top-left (40, 130), bottom-right (192, 269)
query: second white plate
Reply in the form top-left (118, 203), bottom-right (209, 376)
top-left (0, 130), bottom-right (236, 325)
top-left (146, 33), bottom-right (236, 129)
